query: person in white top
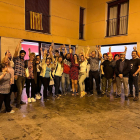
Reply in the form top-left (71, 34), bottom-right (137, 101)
top-left (53, 56), bottom-right (63, 99)
top-left (79, 46), bottom-right (90, 97)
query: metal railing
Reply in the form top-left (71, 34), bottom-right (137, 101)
top-left (106, 15), bottom-right (128, 37)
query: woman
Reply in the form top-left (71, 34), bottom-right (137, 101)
top-left (69, 49), bottom-right (79, 96)
top-left (53, 56), bottom-right (63, 99)
top-left (79, 48), bottom-right (89, 97)
top-left (35, 55), bottom-right (42, 100)
top-left (40, 49), bottom-right (52, 101)
top-left (0, 63), bottom-right (15, 113)
top-left (2, 52), bottom-right (16, 100)
top-left (25, 53), bottom-right (37, 103)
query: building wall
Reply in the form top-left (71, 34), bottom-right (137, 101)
top-left (1, 0), bottom-right (140, 59)
top-left (86, 0), bottom-right (140, 52)
top-left (0, 0), bottom-right (88, 59)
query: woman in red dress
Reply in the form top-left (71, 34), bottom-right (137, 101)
top-left (69, 49), bottom-right (79, 96)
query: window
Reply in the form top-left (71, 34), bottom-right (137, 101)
top-left (106, 0), bottom-right (129, 37)
top-left (79, 7), bottom-right (85, 39)
top-left (25, 0), bottom-right (50, 34)
top-left (21, 41), bottom-right (39, 60)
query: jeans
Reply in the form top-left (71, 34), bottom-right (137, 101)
top-left (26, 79), bottom-right (36, 98)
top-left (79, 72), bottom-right (87, 92)
top-left (42, 77), bottom-right (50, 99)
top-left (0, 93), bottom-right (12, 112)
top-left (116, 77), bottom-right (128, 96)
top-left (102, 77), bottom-right (112, 94)
top-left (85, 78), bottom-right (90, 92)
top-left (36, 72), bottom-right (42, 94)
top-left (54, 76), bottom-right (61, 96)
top-left (129, 75), bottom-right (139, 97)
top-left (61, 73), bottom-right (70, 93)
top-left (89, 70), bottom-right (101, 94)
top-left (16, 76), bottom-right (25, 106)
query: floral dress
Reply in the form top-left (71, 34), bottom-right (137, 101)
top-left (69, 54), bottom-right (79, 80)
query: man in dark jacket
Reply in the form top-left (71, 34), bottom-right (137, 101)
top-left (115, 52), bottom-right (130, 100)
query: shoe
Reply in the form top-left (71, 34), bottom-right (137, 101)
top-left (72, 93), bottom-right (75, 96)
top-left (115, 94), bottom-right (121, 98)
top-left (76, 92), bottom-right (79, 96)
top-left (31, 98), bottom-right (36, 102)
top-left (133, 96), bottom-right (139, 101)
top-left (9, 110), bottom-right (15, 113)
top-left (88, 93), bottom-right (93, 97)
top-left (125, 96), bottom-right (128, 100)
top-left (16, 104), bottom-right (21, 109)
top-left (36, 94), bottom-right (41, 100)
top-left (28, 98), bottom-right (31, 103)
top-left (20, 101), bottom-right (26, 104)
top-left (80, 91), bottom-right (86, 98)
top-left (56, 96), bottom-right (60, 99)
top-left (128, 94), bottom-right (133, 97)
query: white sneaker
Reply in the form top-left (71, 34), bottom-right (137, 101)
top-left (31, 98), bottom-right (36, 102)
top-left (28, 98), bottom-right (31, 103)
top-left (38, 93), bottom-right (42, 99)
top-left (36, 94), bottom-right (41, 100)
top-left (9, 110), bottom-right (15, 113)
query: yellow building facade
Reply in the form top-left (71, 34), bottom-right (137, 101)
top-left (0, 0), bottom-right (140, 60)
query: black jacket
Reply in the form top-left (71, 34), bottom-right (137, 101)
top-left (115, 59), bottom-right (130, 77)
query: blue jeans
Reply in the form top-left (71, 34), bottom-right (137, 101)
top-left (61, 73), bottom-right (70, 93)
top-left (129, 75), bottom-right (139, 97)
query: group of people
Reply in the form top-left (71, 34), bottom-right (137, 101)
top-left (0, 40), bottom-right (140, 114)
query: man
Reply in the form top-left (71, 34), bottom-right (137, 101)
top-left (60, 45), bottom-right (71, 95)
top-left (100, 53), bottom-right (108, 78)
top-left (89, 45), bottom-right (102, 96)
top-left (101, 53), bottom-right (115, 97)
top-left (115, 51), bottom-right (130, 100)
top-left (13, 40), bottom-right (26, 108)
top-left (129, 51), bottom-right (140, 101)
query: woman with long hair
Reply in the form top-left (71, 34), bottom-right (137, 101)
top-left (53, 55), bottom-right (63, 99)
top-left (79, 47), bottom-right (89, 97)
top-left (25, 52), bottom-right (37, 103)
top-left (40, 49), bottom-right (53, 101)
top-left (69, 48), bottom-right (79, 96)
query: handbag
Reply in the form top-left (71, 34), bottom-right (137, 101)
top-left (25, 68), bottom-right (29, 78)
